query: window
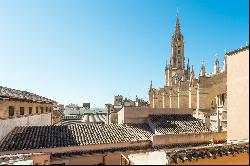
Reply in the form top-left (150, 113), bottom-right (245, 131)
top-left (222, 94), bottom-right (225, 105)
top-left (41, 107), bottom-right (44, 113)
top-left (20, 107), bottom-right (24, 115)
top-left (46, 107), bottom-right (48, 112)
top-left (36, 107), bottom-right (39, 114)
top-left (9, 106), bottom-right (15, 117)
top-left (29, 107), bottom-right (32, 114)
top-left (49, 107), bottom-right (52, 112)
top-left (178, 49), bottom-right (181, 54)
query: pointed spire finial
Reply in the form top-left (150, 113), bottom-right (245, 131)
top-left (186, 58), bottom-right (190, 69)
top-left (200, 61), bottom-right (206, 76)
top-left (165, 59), bottom-right (169, 69)
top-left (214, 54), bottom-right (218, 62)
top-left (190, 65), bottom-right (195, 81)
top-left (175, 9), bottom-right (180, 32)
top-left (150, 80), bottom-right (153, 89)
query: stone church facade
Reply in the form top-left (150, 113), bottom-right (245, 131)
top-left (148, 14), bottom-right (227, 132)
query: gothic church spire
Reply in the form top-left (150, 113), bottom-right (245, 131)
top-left (175, 12), bottom-right (181, 33)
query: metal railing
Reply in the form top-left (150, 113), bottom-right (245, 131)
top-left (120, 154), bottom-right (130, 165)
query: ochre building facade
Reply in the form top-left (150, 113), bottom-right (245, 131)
top-left (0, 86), bottom-right (56, 141)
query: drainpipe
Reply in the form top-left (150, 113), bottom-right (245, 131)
top-left (103, 154), bottom-right (107, 164)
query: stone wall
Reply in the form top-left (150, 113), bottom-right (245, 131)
top-left (178, 89), bottom-right (189, 108)
top-left (152, 132), bottom-right (227, 146)
top-left (51, 148), bottom-right (152, 165)
top-left (0, 100), bottom-right (53, 119)
top-left (148, 61), bottom-right (227, 112)
top-left (189, 87), bottom-right (197, 109)
top-left (109, 112), bottom-right (118, 124)
top-left (118, 107), bottom-right (193, 124)
top-left (0, 113), bottom-right (51, 141)
top-left (197, 72), bottom-right (227, 111)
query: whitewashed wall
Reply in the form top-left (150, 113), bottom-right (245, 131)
top-left (227, 48), bottom-right (249, 141)
top-left (0, 113), bottom-right (51, 141)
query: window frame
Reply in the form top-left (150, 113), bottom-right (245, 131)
top-left (9, 106), bottom-right (15, 117)
top-left (20, 107), bottom-right (25, 116)
top-left (29, 107), bottom-right (32, 114)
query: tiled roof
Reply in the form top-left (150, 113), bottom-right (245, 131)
top-left (63, 107), bottom-right (107, 115)
top-left (165, 142), bottom-right (249, 164)
top-left (52, 110), bottom-right (64, 118)
top-left (81, 114), bottom-right (106, 123)
top-left (60, 114), bottom-right (107, 125)
top-left (0, 153), bottom-right (45, 165)
top-left (124, 123), bottom-right (153, 140)
top-left (148, 114), bottom-right (210, 135)
top-left (225, 45), bottom-right (249, 56)
top-left (0, 124), bottom-right (153, 151)
top-left (62, 115), bottom-right (82, 120)
top-left (0, 86), bottom-right (56, 104)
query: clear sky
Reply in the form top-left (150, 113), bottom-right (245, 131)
top-left (0, 0), bottom-right (249, 108)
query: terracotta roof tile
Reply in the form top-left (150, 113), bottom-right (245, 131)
top-left (0, 86), bottom-right (56, 104)
top-left (225, 45), bottom-right (249, 56)
top-left (0, 124), bottom-right (153, 151)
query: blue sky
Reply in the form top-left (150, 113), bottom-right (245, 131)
top-left (0, 0), bottom-right (249, 107)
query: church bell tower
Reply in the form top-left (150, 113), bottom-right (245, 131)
top-left (170, 13), bottom-right (184, 70)
top-left (165, 12), bottom-right (186, 86)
